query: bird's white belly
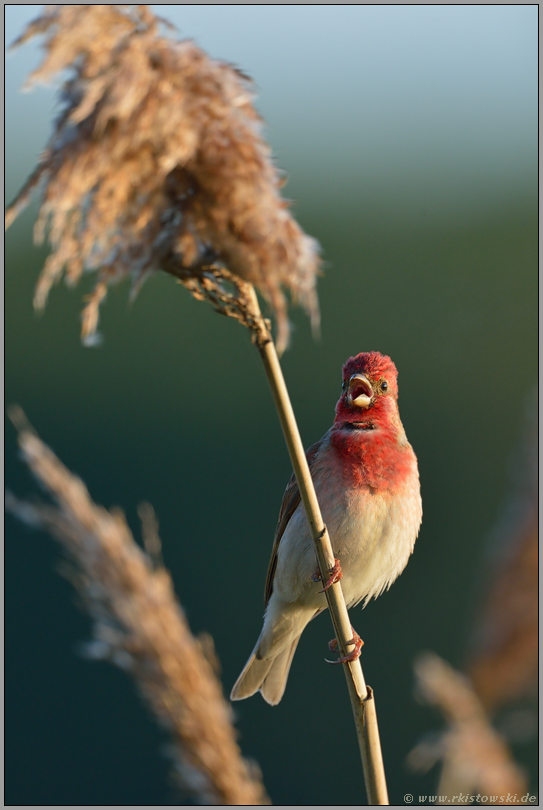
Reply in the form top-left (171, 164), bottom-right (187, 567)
top-left (274, 472), bottom-right (421, 609)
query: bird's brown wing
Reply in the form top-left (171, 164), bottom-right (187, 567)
top-left (264, 440), bottom-right (323, 606)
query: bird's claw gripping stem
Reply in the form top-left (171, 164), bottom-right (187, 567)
top-left (325, 628), bottom-right (364, 665)
top-left (311, 558), bottom-right (343, 593)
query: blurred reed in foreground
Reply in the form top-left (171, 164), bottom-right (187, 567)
top-left (410, 654), bottom-right (527, 805)
top-left (409, 392), bottom-right (537, 805)
top-left (5, 4), bottom-right (320, 352)
top-left (6, 411), bottom-right (270, 806)
top-left (466, 391), bottom-right (538, 715)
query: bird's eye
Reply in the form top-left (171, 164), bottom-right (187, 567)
top-left (342, 380), bottom-right (347, 392)
top-left (380, 380), bottom-right (388, 392)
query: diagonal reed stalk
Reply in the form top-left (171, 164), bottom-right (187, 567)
top-left (176, 271), bottom-right (389, 805)
top-left (247, 288), bottom-right (389, 807)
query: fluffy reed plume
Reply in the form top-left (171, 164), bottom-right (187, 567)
top-left (5, 413), bottom-right (270, 806)
top-left (468, 524), bottom-right (537, 713)
top-left (409, 654), bottom-right (527, 805)
top-left (5, 4), bottom-right (320, 352)
top-left (407, 396), bottom-right (538, 805)
top-left (466, 391), bottom-right (538, 713)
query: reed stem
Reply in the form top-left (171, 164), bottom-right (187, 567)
top-left (249, 288), bottom-right (389, 805)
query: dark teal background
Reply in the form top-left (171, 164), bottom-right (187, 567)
top-left (5, 5), bottom-right (537, 806)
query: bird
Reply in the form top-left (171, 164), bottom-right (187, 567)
top-left (230, 351), bottom-right (422, 706)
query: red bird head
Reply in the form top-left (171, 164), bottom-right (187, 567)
top-left (334, 351), bottom-right (399, 427)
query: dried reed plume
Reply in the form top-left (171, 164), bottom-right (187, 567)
top-left (408, 397), bottom-right (538, 804)
top-left (6, 411), bottom-right (270, 806)
top-left (5, 4), bottom-right (320, 352)
top-left (466, 390), bottom-right (538, 713)
top-left (409, 654), bottom-right (527, 805)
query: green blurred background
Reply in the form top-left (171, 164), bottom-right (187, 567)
top-left (5, 5), bottom-right (537, 806)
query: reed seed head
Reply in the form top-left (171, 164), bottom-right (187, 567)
top-left (7, 4), bottom-right (320, 351)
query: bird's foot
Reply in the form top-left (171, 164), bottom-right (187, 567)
top-left (311, 558), bottom-right (343, 593)
top-left (325, 628), bottom-right (364, 664)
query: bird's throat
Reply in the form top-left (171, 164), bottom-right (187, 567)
top-left (330, 415), bottom-right (412, 492)
top-left (341, 421), bottom-right (375, 431)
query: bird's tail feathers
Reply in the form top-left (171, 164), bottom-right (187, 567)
top-left (230, 647), bottom-right (274, 702)
top-left (259, 635), bottom-right (301, 705)
top-left (230, 635), bottom-right (302, 706)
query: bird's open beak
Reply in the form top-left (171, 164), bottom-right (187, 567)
top-left (348, 374), bottom-right (373, 408)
